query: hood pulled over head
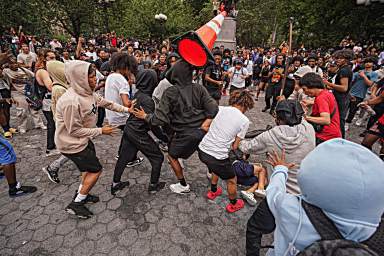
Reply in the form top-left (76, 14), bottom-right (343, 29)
top-left (64, 60), bottom-right (92, 96)
top-left (136, 69), bottom-right (158, 96)
top-left (47, 60), bottom-right (69, 89)
top-left (298, 138), bottom-right (384, 237)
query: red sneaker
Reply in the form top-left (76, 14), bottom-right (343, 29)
top-left (206, 187), bottom-right (223, 200)
top-left (226, 199), bottom-right (245, 213)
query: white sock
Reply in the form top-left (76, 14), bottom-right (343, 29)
top-left (112, 182), bottom-right (119, 187)
top-left (74, 193), bottom-right (87, 203)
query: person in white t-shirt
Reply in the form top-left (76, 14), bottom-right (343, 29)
top-left (243, 51), bottom-right (253, 87)
top-left (198, 90), bottom-right (254, 213)
top-left (17, 43), bottom-right (37, 70)
top-left (105, 53), bottom-right (144, 167)
top-left (228, 59), bottom-right (249, 93)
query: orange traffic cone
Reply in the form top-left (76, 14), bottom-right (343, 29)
top-left (174, 11), bottom-right (227, 67)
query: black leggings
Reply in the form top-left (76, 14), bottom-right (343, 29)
top-left (113, 129), bottom-right (164, 184)
top-left (43, 110), bottom-right (56, 150)
top-left (346, 97), bottom-right (364, 124)
top-left (246, 198), bottom-right (276, 256)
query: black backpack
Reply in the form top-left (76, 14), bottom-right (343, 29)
top-left (22, 68), bottom-right (46, 111)
top-left (298, 201), bottom-right (384, 256)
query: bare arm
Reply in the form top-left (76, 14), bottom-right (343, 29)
top-left (325, 77), bottom-right (349, 93)
top-left (36, 69), bottom-right (53, 91)
top-left (305, 112), bottom-right (331, 125)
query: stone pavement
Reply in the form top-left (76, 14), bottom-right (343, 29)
top-left (0, 93), bottom-right (375, 256)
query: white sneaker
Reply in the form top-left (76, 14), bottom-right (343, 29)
top-left (46, 149), bottom-right (61, 157)
top-left (254, 189), bottom-right (266, 198)
top-left (169, 183), bottom-right (190, 194)
top-left (206, 170), bottom-right (212, 180)
top-left (19, 128), bottom-right (27, 134)
top-left (40, 125), bottom-right (47, 130)
top-left (240, 191), bottom-right (257, 206)
top-left (344, 123), bottom-right (350, 132)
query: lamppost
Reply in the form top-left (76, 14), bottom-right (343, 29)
top-left (98, 0), bottom-right (115, 33)
top-left (155, 13), bottom-right (167, 44)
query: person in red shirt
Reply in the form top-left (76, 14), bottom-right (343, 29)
top-left (299, 73), bottom-right (341, 145)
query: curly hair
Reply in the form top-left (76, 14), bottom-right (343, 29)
top-left (35, 48), bottom-right (55, 70)
top-left (333, 49), bottom-right (354, 61)
top-left (228, 90), bottom-right (254, 111)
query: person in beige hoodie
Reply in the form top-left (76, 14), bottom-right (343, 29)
top-left (55, 60), bottom-right (130, 219)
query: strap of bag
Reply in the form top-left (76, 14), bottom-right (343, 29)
top-left (302, 201), bottom-right (343, 240)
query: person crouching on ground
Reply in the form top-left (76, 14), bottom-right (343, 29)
top-left (198, 90), bottom-right (254, 213)
top-left (111, 69), bottom-right (166, 195)
top-left (55, 60), bottom-right (131, 219)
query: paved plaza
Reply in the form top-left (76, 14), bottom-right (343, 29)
top-left (0, 94), bottom-right (372, 256)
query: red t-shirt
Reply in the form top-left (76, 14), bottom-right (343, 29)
top-left (378, 114), bottom-right (384, 126)
top-left (111, 37), bottom-right (117, 47)
top-left (311, 90), bottom-right (342, 141)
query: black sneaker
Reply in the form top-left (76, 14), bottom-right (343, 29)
top-left (42, 166), bottom-right (60, 184)
top-left (126, 157), bottom-right (144, 168)
top-left (73, 191), bottom-right (100, 204)
top-left (148, 182), bottom-right (166, 194)
top-left (65, 201), bottom-right (93, 219)
top-left (9, 185), bottom-right (37, 197)
top-left (261, 107), bottom-right (269, 112)
top-left (111, 181), bottom-right (130, 195)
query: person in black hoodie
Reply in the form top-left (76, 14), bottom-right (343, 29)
top-left (111, 69), bottom-right (165, 195)
top-left (132, 60), bottom-right (218, 194)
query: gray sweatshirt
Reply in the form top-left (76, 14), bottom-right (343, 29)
top-left (239, 120), bottom-right (316, 194)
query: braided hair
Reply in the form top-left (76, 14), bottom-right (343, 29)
top-left (228, 90), bottom-right (254, 112)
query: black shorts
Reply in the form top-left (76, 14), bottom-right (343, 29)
top-left (63, 141), bottom-right (102, 173)
top-left (0, 89), bottom-right (11, 109)
top-left (198, 149), bottom-right (235, 180)
top-left (168, 128), bottom-right (206, 159)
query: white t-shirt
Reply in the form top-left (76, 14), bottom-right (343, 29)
top-left (17, 52), bottom-right (37, 68)
top-left (229, 67), bottom-right (248, 88)
top-left (244, 59), bottom-right (253, 76)
top-left (85, 51), bottom-right (98, 61)
top-left (199, 106), bottom-right (250, 160)
top-left (105, 73), bottom-right (130, 126)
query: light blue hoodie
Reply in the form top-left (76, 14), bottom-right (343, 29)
top-left (266, 138), bottom-right (384, 256)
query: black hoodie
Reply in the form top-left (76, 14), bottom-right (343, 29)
top-left (125, 69), bottom-right (158, 133)
top-left (145, 60), bottom-right (218, 132)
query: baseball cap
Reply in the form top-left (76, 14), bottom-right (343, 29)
top-left (294, 65), bottom-right (313, 78)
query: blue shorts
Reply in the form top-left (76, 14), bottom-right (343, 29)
top-left (233, 160), bottom-right (258, 186)
top-left (0, 136), bottom-right (17, 165)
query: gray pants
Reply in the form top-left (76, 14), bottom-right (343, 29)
top-left (48, 155), bottom-right (69, 171)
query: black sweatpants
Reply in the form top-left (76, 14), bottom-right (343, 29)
top-left (265, 83), bottom-right (281, 111)
top-left (113, 129), bottom-right (164, 184)
top-left (246, 198), bottom-right (276, 256)
top-left (346, 96), bottom-right (364, 123)
top-left (43, 110), bottom-right (56, 150)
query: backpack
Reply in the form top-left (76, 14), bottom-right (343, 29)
top-left (22, 68), bottom-right (45, 111)
top-left (298, 201), bottom-right (384, 256)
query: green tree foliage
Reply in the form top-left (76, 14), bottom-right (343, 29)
top-left (236, 0), bottom-right (384, 47)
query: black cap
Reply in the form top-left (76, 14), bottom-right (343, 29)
top-left (275, 100), bottom-right (304, 126)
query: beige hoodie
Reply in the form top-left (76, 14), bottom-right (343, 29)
top-left (55, 60), bottom-right (128, 154)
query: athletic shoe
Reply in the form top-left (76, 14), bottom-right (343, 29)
top-left (114, 156), bottom-right (144, 168)
top-left (9, 183), bottom-right (37, 197)
top-left (126, 157), bottom-right (144, 167)
top-left (4, 131), bottom-right (12, 139)
top-left (42, 166), bottom-right (60, 184)
top-left (148, 182), bottom-right (166, 194)
top-left (169, 182), bottom-right (190, 194)
top-left (37, 125), bottom-right (47, 130)
top-left (261, 107), bottom-right (269, 112)
top-left (241, 190), bottom-right (257, 206)
top-left (226, 199), bottom-right (245, 213)
top-left (19, 129), bottom-right (27, 134)
top-left (65, 201), bottom-right (93, 219)
top-left (344, 123), bottom-right (350, 132)
top-left (206, 170), bottom-right (212, 180)
top-left (206, 187), bottom-right (223, 200)
top-left (9, 128), bottom-right (18, 134)
top-left (73, 191), bottom-right (100, 203)
top-left (45, 149), bottom-right (61, 157)
top-left (254, 189), bottom-right (266, 198)
top-left (111, 181), bottom-right (130, 195)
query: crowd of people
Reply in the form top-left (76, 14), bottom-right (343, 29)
top-left (0, 30), bottom-right (384, 255)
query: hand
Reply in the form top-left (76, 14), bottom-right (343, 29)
top-left (101, 125), bottom-right (114, 135)
top-left (357, 101), bottom-right (369, 109)
top-left (132, 106), bottom-right (147, 120)
top-left (265, 149), bottom-right (295, 169)
top-left (5, 98), bottom-right (15, 105)
top-left (359, 71), bottom-right (366, 78)
top-left (127, 99), bottom-right (136, 113)
top-left (276, 95), bottom-right (285, 102)
top-left (301, 99), bottom-right (314, 107)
